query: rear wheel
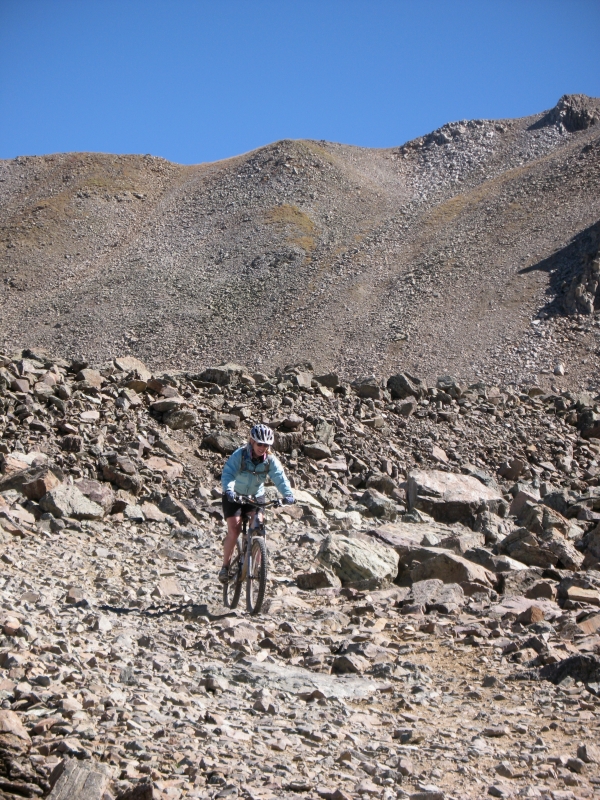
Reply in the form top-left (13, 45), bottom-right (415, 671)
top-left (223, 540), bottom-right (243, 609)
top-left (246, 535), bottom-right (268, 615)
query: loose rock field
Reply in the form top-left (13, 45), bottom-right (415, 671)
top-left (0, 352), bottom-right (600, 799)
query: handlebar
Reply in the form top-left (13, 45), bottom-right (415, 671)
top-left (232, 493), bottom-right (282, 509)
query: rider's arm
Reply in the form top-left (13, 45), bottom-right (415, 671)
top-left (221, 447), bottom-right (243, 495)
top-left (268, 454), bottom-right (294, 499)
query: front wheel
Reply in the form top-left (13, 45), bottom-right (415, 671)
top-left (246, 536), bottom-right (267, 615)
top-left (223, 540), bottom-right (243, 609)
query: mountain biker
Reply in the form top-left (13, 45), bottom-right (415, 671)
top-left (218, 424), bottom-right (295, 583)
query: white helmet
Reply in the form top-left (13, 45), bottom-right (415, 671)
top-left (250, 424), bottom-right (274, 445)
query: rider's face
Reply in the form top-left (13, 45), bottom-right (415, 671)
top-left (250, 439), bottom-right (268, 458)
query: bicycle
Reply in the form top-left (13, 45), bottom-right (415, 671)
top-left (222, 494), bottom-right (281, 615)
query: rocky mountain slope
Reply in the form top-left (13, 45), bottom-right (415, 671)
top-left (1, 95), bottom-right (600, 389)
top-left (1, 350), bottom-right (600, 799)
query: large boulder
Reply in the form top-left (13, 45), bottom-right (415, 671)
top-left (303, 442), bottom-right (332, 460)
top-left (197, 363), bottom-right (248, 386)
top-left (360, 488), bottom-right (397, 520)
top-left (314, 373), bottom-right (339, 389)
top-left (582, 526), bottom-right (600, 568)
top-left (114, 355), bottom-right (152, 382)
top-left (500, 528), bottom-right (584, 571)
top-left (318, 534), bottom-right (399, 589)
top-left (408, 579), bottom-right (465, 613)
top-left (21, 465), bottom-right (63, 501)
top-left (365, 472), bottom-right (398, 497)
top-left (410, 551), bottom-right (495, 588)
top-left (0, 462), bottom-right (63, 497)
top-left (436, 375), bottom-right (464, 398)
top-left (74, 478), bottom-right (115, 512)
top-left (40, 484), bottom-right (104, 520)
top-left (274, 431), bottom-right (303, 453)
top-left (202, 430), bottom-right (245, 455)
top-left (349, 375), bottom-right (382, 398)
top-left (407, 469), bottom-right (504, 524)
top-left (163, 408), bottom-right (198, 430)
top-left (387, 373), bottom-right (424, 400)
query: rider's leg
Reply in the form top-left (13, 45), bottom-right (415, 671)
top-left (222, 514), bottom-right (242, 566)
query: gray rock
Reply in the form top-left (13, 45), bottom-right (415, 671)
top-left (464, 546), bottom-right (529, 574)
top-left (410, 551), bottom-right (495, 587)
top-left (159, 494), bottom-right (197, 525)
top-left (409, 579), bottom-right (465, 612)
top-left (296, 570), bottom-right (341, 590)
top-left (397, 398), bottom-right (418, 417)
top-left (353, 378), bottom-right (384, 400)
top-left (40, 484), bottom-right (104, 520)
top-left (198, 363), bottom-right (248, 386)
top-left (202, 430), bottom-right (245, 454)
top-left (274, 430), bottom-right (303, 453)
top-left (499, 567), bottom-right (545, 595)
top-left (318, 533), bottom-right (399, 588)
top-left (202, 658), bottom-right (388, 700)
top-left (500, 527), bottom-right (584, 571)
top-left (75, 478), bottom-right (115, 512)
top-left (360, 487), bottom-right (397, 520)
top-left (303, 441), bottom-right (331, 460)
top-left (114, 355), bottom-right (152, 381)
top-left (436, 374), bottom-right (463, 398)
top-left (314, 373), bottom-right (339, 388)
top-left (314, 419), bottom-right (335, 447)
top-left (163, 408), bottom-right (198, 430)
top-left (293, 371), bottom-right (313, 389)
top-left (387, 373), bottom-right (424, 400)
top-left (150, 396), bottom-right (186, 413)
top-left (407, 469), bottom-right (504, 525)
top-left (365, 472), bottom-right (397, 497)
top-left (500, 528), bottom-right (558, 568)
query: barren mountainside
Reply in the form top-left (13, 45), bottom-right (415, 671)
top-left (1, 94), bottom-right (600, 388)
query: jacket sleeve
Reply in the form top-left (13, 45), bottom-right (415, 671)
top-left (268, 455), bottom-right (293, 498)
top-left (221, 448), bottom-right (243, 494)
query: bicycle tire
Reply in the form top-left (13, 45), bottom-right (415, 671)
top-left (223, 539), bottom-right (243, 609)
top-left (246, 536), bottom-right (267, 615)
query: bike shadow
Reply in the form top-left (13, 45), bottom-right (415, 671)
top-left (98, 601), bottom-right (236, 622)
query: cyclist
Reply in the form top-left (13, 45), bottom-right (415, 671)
top-left (218, 424), bottom-right (295, 583)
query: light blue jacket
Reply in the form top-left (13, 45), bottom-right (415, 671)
top-left (221, 444), bottom-right (293, 499)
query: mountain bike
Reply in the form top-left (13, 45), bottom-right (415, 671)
top-left (222, 494), bottom-right (281, 615)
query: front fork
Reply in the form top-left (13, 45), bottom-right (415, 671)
top-left (243, 511), bottom-right (263, 578)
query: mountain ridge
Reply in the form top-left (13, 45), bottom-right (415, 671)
top-left (1, 94), bottom-right (599, 390)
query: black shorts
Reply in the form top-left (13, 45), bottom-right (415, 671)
top-left (222, 497), bottom-right (255, 520)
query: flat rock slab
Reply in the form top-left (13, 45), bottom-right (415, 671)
top-left (203, 659), bottom-right (387, 700)
top-left (407, 469), bottom-right (504, 524)
top-left (492, 596), bottom-right (562, 620)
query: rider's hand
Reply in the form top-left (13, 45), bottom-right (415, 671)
top-left (225, 490), bottom-right (237, 503)
top-left (284, 495), bottom-right (295, 505)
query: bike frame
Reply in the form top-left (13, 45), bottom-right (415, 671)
top-left (228, 494), bottom-right (281, 614)
top-left (239, 496), bottom-right (277, 571)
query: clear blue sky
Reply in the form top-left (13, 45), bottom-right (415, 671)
top-left (1, 0), bottom-right (599, 165)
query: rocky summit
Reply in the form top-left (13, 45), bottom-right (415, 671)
top-left (1, 94), bottom-right (600, 389)
top-left (0, 351), bottom-right (600, 799)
